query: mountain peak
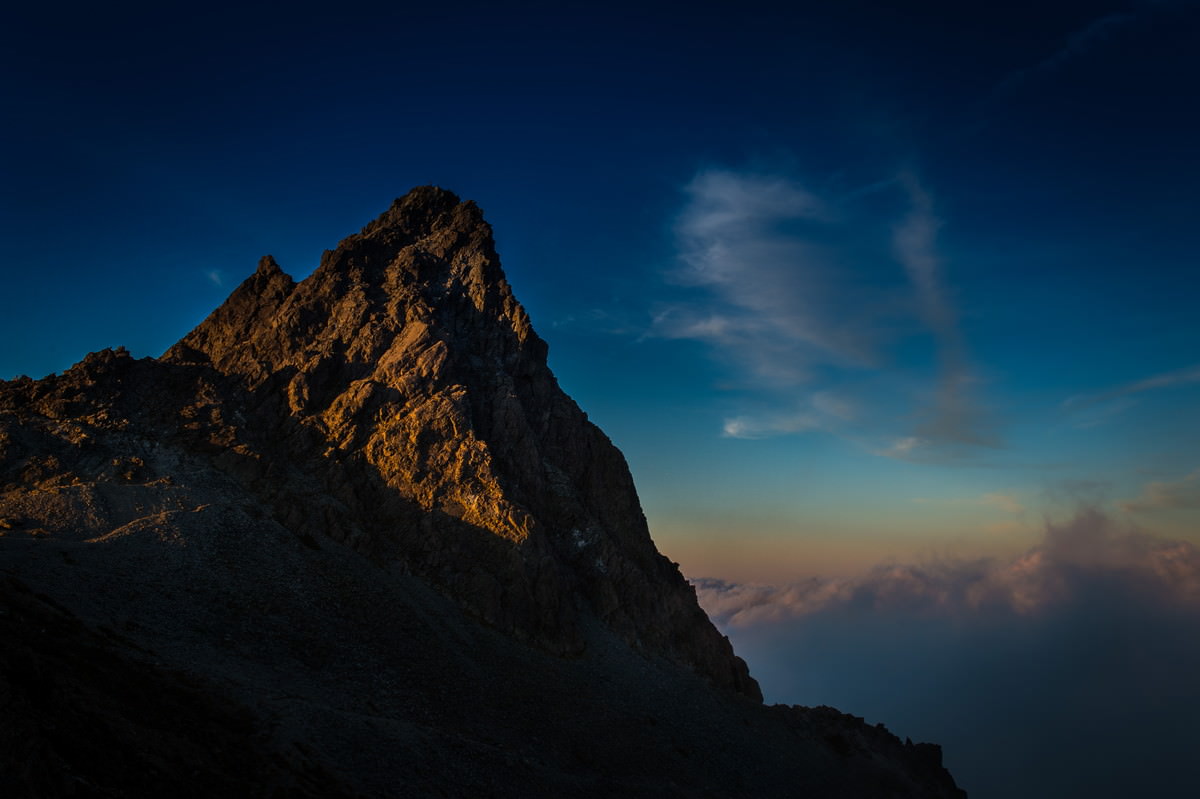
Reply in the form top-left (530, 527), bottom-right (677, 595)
top-left (387, 184), bottom-right (464, 216)
top-left (256, 254), bottom-right (283, 275)
top-left (355, 185), bottom-right (484, 241)
top-left (160, 189), bottom-right (759, 698)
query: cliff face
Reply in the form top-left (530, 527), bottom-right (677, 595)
top-left (0, 188), bottom-right (966, 798)
top-left (157, 186), bottom-right (756, 696)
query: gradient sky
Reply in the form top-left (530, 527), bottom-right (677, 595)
top-left (6, 2), bottom-right (1200, 794)
top-left (6, 0), bottom-right (1197, 580)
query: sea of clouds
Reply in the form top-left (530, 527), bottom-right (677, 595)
top-left (694, 508), bottom-right (1200, 799)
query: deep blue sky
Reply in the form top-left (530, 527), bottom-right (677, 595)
top-left (5, 2), bottom-right (1200, 795)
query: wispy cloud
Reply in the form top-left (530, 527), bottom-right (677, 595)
top-left (1064, 396), bottom-right (1139, 429)
top-left (551, 307), bottom-right (641, 336)
top-left (1062, 363), bottom-right (1200, 426)
top-left (995, 12), bottom-right (1138, 97)
top-left (1120, 364), bottom-right (1200, 393)
top-left (660, 169), bottom-right (876, 387)
top-left (1121, 469), bottom-right (1200, 513)
top-left (872, 436), bottom-right (923, 460)
top-left (721, 390), bottom-right (858, 440)
top-left (913, 492), bottom-right (1025, 515)
top-left (980, 492), bottom-right (1024, 514)
top-left (811, 390), bottom-right (856, 421)
top-left (661, 167), bottom-right (992, 454)
top-left (893, 175), bottom-right (994, 450)
top-left (205, 269), bottom-right (224, 287)
top-left (722, 412), bottom-right (820, 440)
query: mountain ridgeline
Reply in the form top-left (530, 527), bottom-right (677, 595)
top-left (0, 188), bottom-right (966, 797)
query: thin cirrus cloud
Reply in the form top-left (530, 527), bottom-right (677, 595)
top-left (721, 391), bottom-right (858, 440)
top-left (692, 508), bottom-right (1200, 798)
top-left (911, 492), bottom-right (1024, 515)
top-left (1062, 363), bottom-right (1200, 427)
top-left (722, 412), bottom-right (821, 440)
top-left (993, 11), bottom-right (1138, 97)
top-left (892, 175), bottom-right (995, 452)
top-left (658, 167), bottom-right (992, 456)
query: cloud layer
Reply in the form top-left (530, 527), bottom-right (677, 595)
top-left (693, 509), bottom-right (1200, 799)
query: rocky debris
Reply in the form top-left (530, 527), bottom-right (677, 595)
top-left (0, 577), bottom-right (352, 798)
top-left (0, 187), bottom-right (967, 797)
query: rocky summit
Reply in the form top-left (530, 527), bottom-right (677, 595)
top-left (0, 187), bottom-right (966, 798)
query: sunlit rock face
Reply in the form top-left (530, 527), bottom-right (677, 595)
top-left (161, 187), bottom-right (758, 694)
top-left (0, 189), bottom-right (967, 798)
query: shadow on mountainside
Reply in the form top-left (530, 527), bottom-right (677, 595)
top-left (0, 187), bottom-right (967, 798)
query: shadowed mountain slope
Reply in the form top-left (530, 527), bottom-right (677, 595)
top-left (0, 188), bottom-right (966, 797)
